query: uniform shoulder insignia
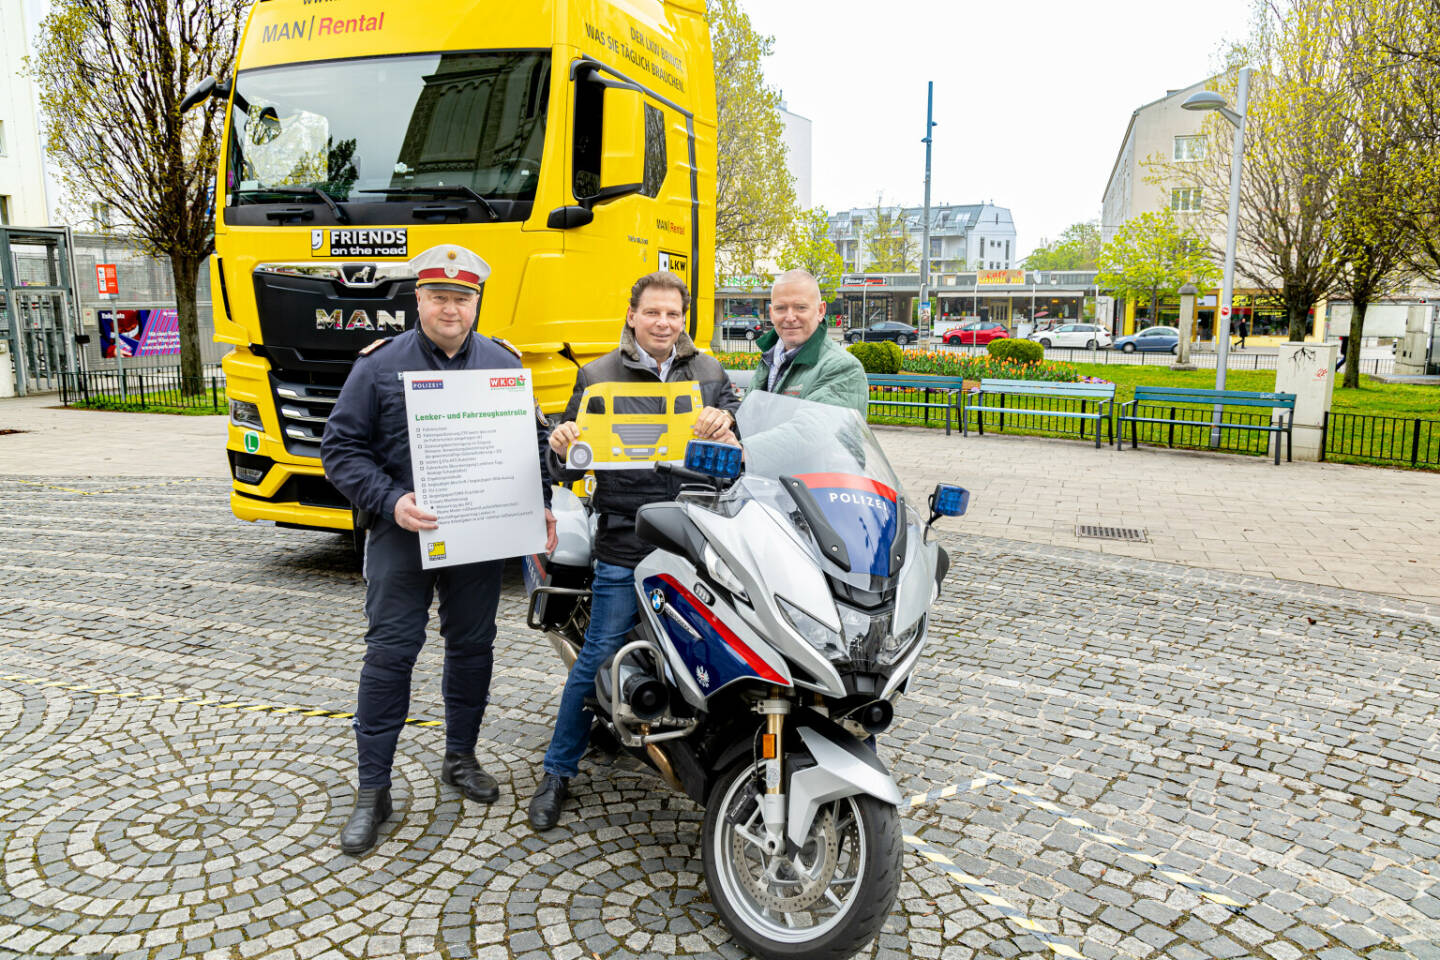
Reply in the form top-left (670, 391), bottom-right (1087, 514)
top-left (492, 336), bottom-right (523, 359)
top-left (358, 337), bottom-right (393, 357)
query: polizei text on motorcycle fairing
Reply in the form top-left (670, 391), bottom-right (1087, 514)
top-left (827, 490), bottom-right (894, 512)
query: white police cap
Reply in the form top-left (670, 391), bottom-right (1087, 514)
top-left (409, 244), bottom-right (491, 294)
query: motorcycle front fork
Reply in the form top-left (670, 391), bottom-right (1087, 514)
top-left (757, 691), bottom-right (790, 855)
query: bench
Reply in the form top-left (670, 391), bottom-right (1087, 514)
top-left (962, 379), bottom-right (1117, 448)
top-left (1118, 386), bottom-right (1296, 464)
top-left (866, 374), bottom-right (967, 435)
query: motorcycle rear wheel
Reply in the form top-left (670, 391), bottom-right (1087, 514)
top-left (702, 759), bottom-right (901, 960)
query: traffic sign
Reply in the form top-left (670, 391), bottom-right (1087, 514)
top-left (96, 263), bottom-right (118, 295)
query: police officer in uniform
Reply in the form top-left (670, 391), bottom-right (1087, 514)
top-left (322, 244), bottom-right (556, 855)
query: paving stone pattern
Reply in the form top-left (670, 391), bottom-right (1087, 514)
top-left (0, 475), bottom-right (1437, 960)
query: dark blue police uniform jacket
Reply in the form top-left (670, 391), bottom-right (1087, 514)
top-left (322, 326), bottom-right (552, 525)
top-left (321, 326), bottom-right (553, 787)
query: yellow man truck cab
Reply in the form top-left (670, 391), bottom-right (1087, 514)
top-left (203, 0), bottom-right (715, 533)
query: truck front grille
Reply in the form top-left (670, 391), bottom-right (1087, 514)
top-left (613, 424), bottom-right (667, 445)
top-left (268, 371), bottom-right (345, 458)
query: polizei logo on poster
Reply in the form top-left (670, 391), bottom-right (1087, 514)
top-left (311, 228), bottom-right (408, 257)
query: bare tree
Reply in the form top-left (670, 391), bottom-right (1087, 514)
top-left (1161, 3), bottom-right (1347, 341)
top-left (708, 0), bottom-right (797, 277)
top-left (28, 0), bottom-right (247, 387)
top-left (1329, 0), bottom-right (1418, 386)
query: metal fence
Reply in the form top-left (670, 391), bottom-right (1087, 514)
top-left (59, 366), bottom-right (226, 412)
top-left (866, 384), bottom-right (961, 432)
top-left (1323, 412), bottom-right (1440, 467)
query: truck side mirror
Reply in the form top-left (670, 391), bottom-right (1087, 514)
top-left (179, 77), bottom-right (216, 113)
top-left (594, 86), bottom-right (645, 205)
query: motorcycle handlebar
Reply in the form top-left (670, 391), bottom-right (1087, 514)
top-left (655, 462), bottom-right (716, 485)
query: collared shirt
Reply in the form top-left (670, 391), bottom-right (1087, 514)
top-left (636, 345), bottom-right (678, 381)
top-left (767, 340), bottom-right (802, 391)
top-left (416, 325), bottom-right (474, 369)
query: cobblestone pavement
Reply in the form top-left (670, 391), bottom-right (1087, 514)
top-left (1, 475), bottom-right (1438, 960)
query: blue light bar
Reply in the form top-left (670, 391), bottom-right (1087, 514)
top-left (684, 440), bottom-right (742, 479)
top-left (933, 484), bottom-right (969, 517)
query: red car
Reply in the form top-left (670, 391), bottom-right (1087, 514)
top-left (942, 321), bottom-right (1008, 345)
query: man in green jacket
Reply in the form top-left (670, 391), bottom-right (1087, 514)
top-left (751, 269), bottom-right (868, 413)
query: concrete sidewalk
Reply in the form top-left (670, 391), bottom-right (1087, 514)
top-left (5, 392), bottom-right (1439, 602)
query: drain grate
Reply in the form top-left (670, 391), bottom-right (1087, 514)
top-left (1077, 524), bottom-right (1148, 542)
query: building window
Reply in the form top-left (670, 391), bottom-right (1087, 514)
top-left (92, 201), bottom-right (114, 228)
top-left (0, 121), bottom-right (7, 156)
top-left (1171, 188), bottom-right (1202, 213)
top-left (930, 238), bottom-right (942, 257)
top-left (1174, 135), bottom-right (1206, 162)
top-left (1004, 239), bottom-right (1010, 261)
top-left (0, 195), bottom-right (10, 225)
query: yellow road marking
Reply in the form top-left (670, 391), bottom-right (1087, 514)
top-left (0, 672), bottom-right (438, 728)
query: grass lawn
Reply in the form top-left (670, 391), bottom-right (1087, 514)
top-left (71, 386), bottom-right (226, 416)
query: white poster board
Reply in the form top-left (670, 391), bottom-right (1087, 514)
top-left (403, 369), bottom-right (546, 569)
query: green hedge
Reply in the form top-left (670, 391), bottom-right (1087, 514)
top-left (987, 338), bottom-right (1044, 364)
top-left (846, 341), bottom-right (902, 374)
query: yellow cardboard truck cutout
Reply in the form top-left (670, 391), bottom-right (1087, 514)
top-left (565, 381), bottom-right (702, 471)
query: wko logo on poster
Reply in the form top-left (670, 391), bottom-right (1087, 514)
top-left (489, 375), bottom-right (527, 390)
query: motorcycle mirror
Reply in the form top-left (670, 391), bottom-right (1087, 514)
top-left (683, 440), bottom-right (742, 480)
top-left (929, 483), bottom-right (969, 518)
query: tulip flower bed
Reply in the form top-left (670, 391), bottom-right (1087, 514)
top-left (714, 348), bottom-right (1081, 384)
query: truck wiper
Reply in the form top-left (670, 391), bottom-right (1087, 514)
top-left (237, 186), bottom-right (352, 224)
top-left (359, 186), bottom-right (499, 220)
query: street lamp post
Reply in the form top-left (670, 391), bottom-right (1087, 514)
top-left (1182, 67), bottom-right (1251, 447)
top-left (918, 81), bottom-right (935, 338)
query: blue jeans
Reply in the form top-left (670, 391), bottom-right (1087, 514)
top-left (543, 560), bottom-right (640, 779)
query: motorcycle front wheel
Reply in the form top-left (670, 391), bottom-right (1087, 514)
top-left (702, 759), bottom-right (901, 960)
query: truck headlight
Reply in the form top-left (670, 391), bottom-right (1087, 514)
top-left (778, 596), bottom-right (845, 660)
top-left (230, 400), bottom-right (262, 429)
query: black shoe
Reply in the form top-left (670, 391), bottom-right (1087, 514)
top-left (441, 752), bottom-right (500, 804)
top-left (527, 773), bottom-right (569, 831)
top-left (339, 786), bottom-right (392, 855)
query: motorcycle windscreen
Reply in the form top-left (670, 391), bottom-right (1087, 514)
top-left (792, 473), bottom-right (899, 577)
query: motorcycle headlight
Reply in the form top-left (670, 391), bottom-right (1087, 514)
top-left (703, 544), bottom-right (748, 603)
top-left (777, 596), bottom-right (845, 660)
top-left (880, 614), bottom-right (926, 666)
top-left (229, 399), bottom-right (262, 429)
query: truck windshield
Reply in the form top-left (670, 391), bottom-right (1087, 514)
top-left (226, 51), bottom-right (549, 219)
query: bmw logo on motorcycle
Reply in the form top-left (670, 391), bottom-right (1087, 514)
top-left (649, 589), bottom-right (665, 612)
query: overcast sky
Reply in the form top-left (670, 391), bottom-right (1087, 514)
top-left (746, 0), bottom-right (1257, 259)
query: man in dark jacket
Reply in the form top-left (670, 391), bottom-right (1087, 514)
top-left (527, 270), bottom-right (740, 830)
top-left (322, 244), bottom-right (556, 855)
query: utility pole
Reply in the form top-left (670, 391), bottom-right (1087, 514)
top-left (918, 81), bottom-right (935, 337)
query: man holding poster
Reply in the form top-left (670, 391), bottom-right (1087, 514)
top-left (322, 244), bottom-right (556, 855)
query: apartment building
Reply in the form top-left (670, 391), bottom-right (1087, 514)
top-left (827, 203), bottom-right (1018, 276)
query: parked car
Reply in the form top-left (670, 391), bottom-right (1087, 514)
top-left (941, 320), bottom-right (1009, 346)
top-left (1029, 322), bottom-right (1113, 349)
top-left (719, 316), bottom-right (766, 341)
top-left (1112, 325), bottom-right (1181, 353)
top-left (845, 321), bottom-right (919, 345)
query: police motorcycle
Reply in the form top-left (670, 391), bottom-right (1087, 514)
top-left (524, 390), bottom-right (969, 960)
